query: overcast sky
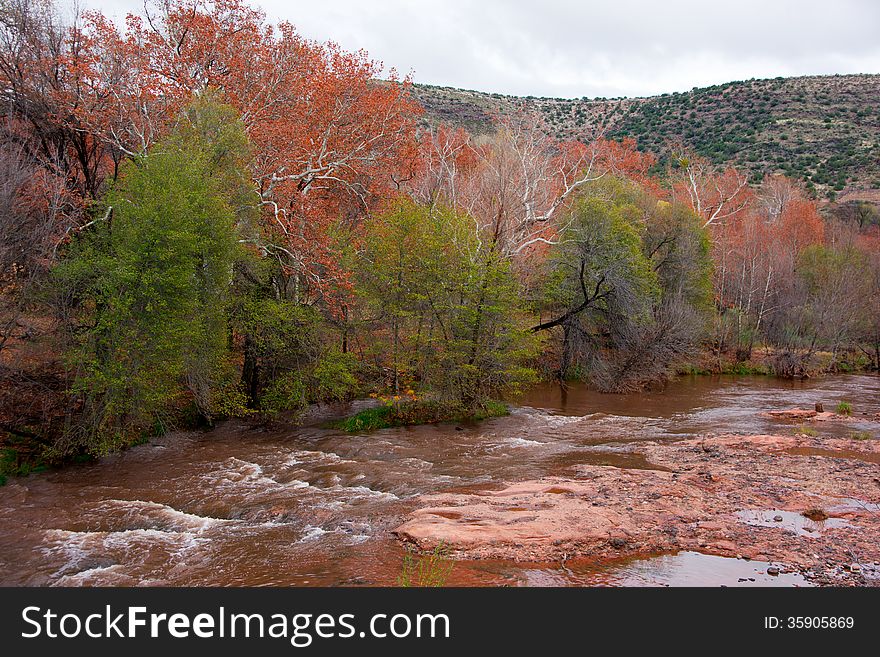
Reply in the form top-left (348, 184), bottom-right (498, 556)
top-left (78, 0), bottom-right (880, 99)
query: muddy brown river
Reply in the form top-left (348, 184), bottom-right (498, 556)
top-left (1, 375), bottom-right (878, 587)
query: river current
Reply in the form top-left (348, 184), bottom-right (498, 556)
top-left (1, 375), bottom-right (877, 586)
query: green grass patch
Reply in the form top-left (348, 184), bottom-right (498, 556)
top-left (675, 364), bottom-right (714, 376)
top-left (850, 430), bottom-right (872, 441)
top-left (676, 362), bottom-right (772, 376)
top-left (335, 399), bottom-right (508, 433)
top-left (398, 542), bottom-right (453, 587)
top-left (335, 405), bottom-right (395, 432)
top-left (795, 425), bottom-right (818, 437)
top-left (0, 446), bottom-right (49, 481)
top-left (836, 401), bottom-right (853, 416)
top-left (721, 362), bottom-right (771, 376)
top-left (833, 354), bottom-right (872, 373)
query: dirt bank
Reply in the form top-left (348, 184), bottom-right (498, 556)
top-left (394, 432), bottom-right (880, 586)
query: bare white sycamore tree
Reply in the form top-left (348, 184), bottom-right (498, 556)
top-left (671, 146), bottom-right (750, 228)
top-left (411, 110), bottom-right (626, 259)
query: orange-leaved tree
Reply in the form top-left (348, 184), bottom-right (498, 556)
top-left (65, 0), bottom-right (421, 303)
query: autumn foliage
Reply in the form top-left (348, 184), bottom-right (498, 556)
top-left (4, 0), bottom-right (420, 302)
top-left (1, 0), bottom-right (878, 460)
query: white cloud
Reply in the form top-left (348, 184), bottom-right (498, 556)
top-left (73, 0), bottom-right (880, 98)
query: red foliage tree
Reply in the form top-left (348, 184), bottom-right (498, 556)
top-left (712, 174), bottom-right (824, 357)
top-left (20, 0), bottom-right (421, 301)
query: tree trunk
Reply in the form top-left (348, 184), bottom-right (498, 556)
top-left (559, 321), bottom-right (573, 381)
top-left (241, 335), bottom-right (260, 408)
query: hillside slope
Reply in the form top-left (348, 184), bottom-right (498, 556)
top-left (412, 74), bottom-right (880, 197)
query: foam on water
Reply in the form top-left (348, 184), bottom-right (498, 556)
top-left (284, 450), bottom-right (349, 466)
top-left (506, 437), bottom-right (546, 448)
top-left (326, 484), bottom-right (398, 501)
top-left (203, 457), bottom-right (318, 494)
top-left (299, 525), bottom-right (329, 542)
top-left (515, 408), bottom-right (593, 428)
top-left (52, 563), bottom-right (127, 586)
top-left (297, 518), bottom-right (376, 545)
top-left (41, 527), bottom-right (210, 582)
top-left (93, 499), bottom-right (235, 532)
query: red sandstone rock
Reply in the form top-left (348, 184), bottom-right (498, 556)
top-left (765, 409), bottom-right (818, 420)
top-left (763, 408), bottom-right (872, 423)
top-left (394, 433), bottom-right (880, 585)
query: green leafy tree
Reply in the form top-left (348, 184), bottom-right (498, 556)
top-left (229, 252), bottom-right (321, 413)
top-left (53, 96), bottom-right (251, 454)
top-left (535, 178), bottom-right (659, 380)
top-left (356, 200), bottom-right (539, 408)
top-left (535, 177), bottom-right (711, 389)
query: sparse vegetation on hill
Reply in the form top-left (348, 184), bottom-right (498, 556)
top-left (412, 74), bottom-right (880, 199)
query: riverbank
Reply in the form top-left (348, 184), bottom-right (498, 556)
top-left (675, 347), bottom-right (876, 377)
top-left (332, 399), bottom-right (509, 432)
top-left (395, 421), bottom-right (880, 586)
top-left (2, 348), bottom-right (875, 484)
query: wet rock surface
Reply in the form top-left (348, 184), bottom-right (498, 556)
top-left (763, 407), bottom-right (875, 423)
top-left (395, 432), bottom-right (880, 586)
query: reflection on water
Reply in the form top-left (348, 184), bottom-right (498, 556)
top-left (0, 375), bottom-right (877, 587)
top-left (512, 552), bottom-right (813, 587)
top-left (519, 374), bottom-right (880, 438)
top-left (599, 552), bottom-right (812, 587)
top-left (736, 509), bottom-right (850, 537)
top-left (784, 446), bottom-right (880, 464)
